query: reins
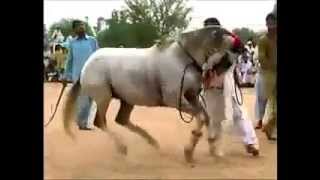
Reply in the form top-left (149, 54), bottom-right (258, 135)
top-left (177, 41), bottom-right (244, 124)
top-left (177, 41), bottom-right (204, 124)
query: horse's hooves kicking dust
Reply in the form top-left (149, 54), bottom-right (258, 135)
top-left (184, 145), bottom-right (195, 163)
top-left (117, 143), bottom-right (128, 155)
top-left (115, 100), bottom-right (160, 150)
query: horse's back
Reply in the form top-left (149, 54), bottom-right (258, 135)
top-left (82, 47), bottom-right (153, 74)
top-left (81, 46), bottom-right (163, 106)
top-left (92, 47), bottom-right (153, 59)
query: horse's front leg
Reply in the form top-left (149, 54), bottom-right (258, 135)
top-left (184, 114), bottom-right (206, 165)
top-left (179, 89), bottom-right (209, 123)
top-left (180, 91), bottom-right (209, 164)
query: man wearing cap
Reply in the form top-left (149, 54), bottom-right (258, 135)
top-left (202, 17), bottom-right (259, 156)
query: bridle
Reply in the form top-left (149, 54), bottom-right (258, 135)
top-left (177, 41), bottom-right (243, 124)
top-left (177, 41), bottom-right (225, 124)
top-left (177, 41), bottom-right (204, 123)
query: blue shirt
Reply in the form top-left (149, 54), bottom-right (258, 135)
top-left (64, 35), bottom-right (99, 82)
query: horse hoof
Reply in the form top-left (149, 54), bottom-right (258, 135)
top-left (184, 146), bottom-right (194, 163)
top-left (209, 147), bottom-right (215, 157)
top-left (152, 143), bottom-right (160, 150)
top-left (211, 150), bottom-right (224, 157)
top-left (148, 139), bottom-right (160, 150)
top-left (210, 150), bottom-right (224, 157)
top-left (152, 141), bottom-right (160, 150)
top-left (188, 162), bottom-right (196, 168)
top-left (117, 145), bottom-right (128, 155)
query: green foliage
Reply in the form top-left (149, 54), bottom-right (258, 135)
top-left (98, 0), bottom-right (192, 48)
top-left (97, 22), bottom-right (159, 48)
top-left (48, 18), bottom-right (94, 40)
top-left (121, 0), bottom-right (192, 37)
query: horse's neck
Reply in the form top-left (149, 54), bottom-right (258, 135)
top-left (160, 42), bottom-right (192, 65)
top-left (179, 36), bottom-right (206, 66)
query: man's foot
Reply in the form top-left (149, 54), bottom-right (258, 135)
top-left (255, 120), bottom-right (263, 129)
top-left (245, 144), bottom-right (259, 156)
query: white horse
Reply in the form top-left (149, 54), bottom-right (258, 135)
top-left (62, 26), bottom-right (235, 163)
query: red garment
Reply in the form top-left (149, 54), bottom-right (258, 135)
top-left (230, 33), bottom-right (242, 50)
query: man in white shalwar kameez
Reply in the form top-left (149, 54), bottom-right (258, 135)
top-left (202, 17), bottom-right (259, 156)
top-left (202, 59), bottom-right (259, 156)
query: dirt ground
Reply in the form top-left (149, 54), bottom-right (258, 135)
top-left (44, 83), bottom-right (277, 179)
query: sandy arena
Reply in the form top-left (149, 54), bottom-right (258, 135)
top-left (44, 83), bottom-right (277, 179)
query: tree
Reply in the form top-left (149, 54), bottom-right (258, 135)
top-left (118, 0), bottom-right (192, 37)
top-left (97, 0), bottom-right (191, 48)
top-left (97, 21), bottom-right (159, 48)
top-left (232, 27), bottom-right (258, 43)
top-left (48, 18), bottom-right (95, 40)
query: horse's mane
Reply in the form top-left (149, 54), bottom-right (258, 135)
top-left (155, 26), bottom-right (228, 51)
top-left (154, 27), bottom-right (217, 51)
top-left (155, 28), bottom-right (202, 50)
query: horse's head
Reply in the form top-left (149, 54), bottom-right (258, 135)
top-left (180, 26), bottom-right (235, 67)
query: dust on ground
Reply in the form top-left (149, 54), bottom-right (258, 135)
top-left (44, 83), bottom-right (276, 179)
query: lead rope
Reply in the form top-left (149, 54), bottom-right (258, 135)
top-left (178, 63), bottom-right (196, 123)
top-left (44, 82), bottom-right (67, 128)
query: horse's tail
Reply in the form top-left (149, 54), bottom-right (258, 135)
top-left (62, 80), bottom-right (81, 139)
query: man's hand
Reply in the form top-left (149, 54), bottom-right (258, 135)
top-left (61, 79), bottom-right (69, 86)
top-left (61, 74), bottom-right (72, 85)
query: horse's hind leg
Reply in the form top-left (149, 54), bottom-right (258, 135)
top-left (89, 87), bottom-right (111, 130)
top-left (90, 87), bottom-right (127, 155)
top-left (115, 100), bottom-right (160, 149)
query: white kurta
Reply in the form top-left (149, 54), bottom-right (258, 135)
top-left (203, 65), bottom-right (258, 146)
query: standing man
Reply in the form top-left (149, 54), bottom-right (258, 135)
top-left (63, 20), bottom-right (99, 130)
top-left (51, 27), bottom-right (65, 54)
top-left (202, 17), bottom-right (259, 156)
top-left (239, 52), bottom-right (253, 86)
top-left (254, 13), bottom-right (277, 140)
top-left (51, 44), bottom-right (67, 81)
